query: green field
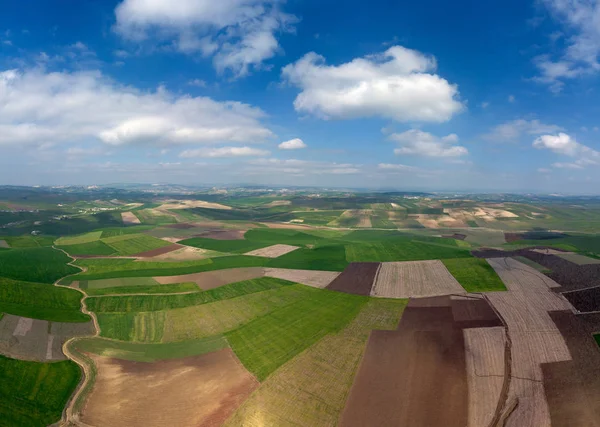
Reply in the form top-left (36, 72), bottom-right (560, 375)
top-left (81, 277), bottom-right (161, 290)
top-left (58, 240), bottom-right (117, 256)
top-left (0, 355), bottom-right (81, 427)
top-left (268, 244), bottom-right (349, 271)
top-left (86, 277), bottom-right (294, 312)
top-left (442, 258), bottom-right (507, 292)
top-left (1, 235), bottom-right (56, 248)
top-left (101, 233), bottom-right (172, 256)
top-left (85, 282), bottom-right (199, 296)
top-left (73, 335), bottom-right (227, 362)
top-left (55, 231), bottom-right (102, 246)
top-left (97, 225), bottom-right (154, 238)
top-left (0, 277), bottom-right (90, 322)
top-left (595, 334), bottom-right (600, 348)
top-left (345, 239), bottom-right (470, 263)
top-left (132, 209), bottom-right (177, 225)
top-left (226, 289), bottom-right (368, 381)
top-left (97, 311), bottom-right (165, 342)
top-left (0, 247), bottom-right (79, 283)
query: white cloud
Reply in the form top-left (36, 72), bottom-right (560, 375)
top-left (378, 163), bottom-right (418, 171)
top-left (0, 68), bottom-right (273, 147)
top-left (484, 119), bottom-right (564, 142)
top-left (278, 138), bottom-right (306, 150)
top-left (281, 46), bottom-right (464, 122)
top-left (481, 102), bottom-right (490, 109)
top-left (114, 0), bottom-right (297, 77)
top-left (179, 146), bottom-right (270, 158)
top-left (533, 133), bottom-right (600, 168)
top-left (245, 158), bottom-right (361, 175)
top-left (535, 0), bottom-right (600, 90)
top-left (508, 95), bottom-right (516, 103)
top-left (187, 78), bottom-right (207, 87)
top-left (389, 129), bottom-right (468, 157)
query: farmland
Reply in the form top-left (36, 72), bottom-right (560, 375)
top-left (4, 187), bottom-right (600, 426)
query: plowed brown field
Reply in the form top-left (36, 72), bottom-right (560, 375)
top-left (154, 267), bottom-right (265, 289)
top-left (326, 262), bottom-right (380, 296)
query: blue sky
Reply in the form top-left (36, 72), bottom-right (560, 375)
top-left (1, 0), bottom-right (600, 193)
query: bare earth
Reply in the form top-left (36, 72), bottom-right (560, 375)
top-left (159, 200), bottom-right (232, 210)
top-left (154, 267), bottom-right (265, 290)
top-left (121, 211), bottom-right (141, 225)
top-left (486, 258), bottom-right (573, 426)
top-left (0, 239), bottom-right (9, 248)
top-left (133, 244), bottom-right (182, 258)
top-left (197, 230), bottom-right (247, 240)
top-left (371, 260), bottom-right (466, 298)
top-left (263, 268), bottom-right (340, 288)
top-left (150, 246), bottom-right (218, 261)
top-left (81, 349), bottom-right (258, 427)
top-left (245, 244), bottom-right (299, 258)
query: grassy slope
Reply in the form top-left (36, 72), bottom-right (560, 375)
top-left (226, 289), bottom-right (368, 381)
top-left (0, 247), bottom-right (79, 283)
top-left (57, 240), bottom-right (117, 256)
top-left (86, 277), bottom-right (294, 312)
top-left (102, 233), bottom-right (172, 256)
top-left (0, 277), bottom-right (89, 322)
top-left (224, 298), bottom-right (407, 427)
top-left (73, 335), bottom-right (227, 362)
top-left (55, 231), bottom-right (102, 246)
top-left (0, 355), bottom-right (81, 427)
top-left (442, 258), bottom-right (507, 292)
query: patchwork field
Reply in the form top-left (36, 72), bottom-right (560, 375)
top-left (121, 211), bottom-right (141, 224)
top-left (371, 260), bottom-right (465, 298)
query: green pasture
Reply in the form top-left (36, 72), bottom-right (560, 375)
top-left (442, 258), bottom-right (507, 292)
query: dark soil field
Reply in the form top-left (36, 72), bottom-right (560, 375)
top-left (563, 286), bottom-right (600, 313)
top-left (341, 296), bottom-right (499, 427)
top-left (134, 244), bottom-right (182, 258)
top-left (326, 262), bottom-right (380, 296)
top-left (541, 311), bottom-right (600, 426)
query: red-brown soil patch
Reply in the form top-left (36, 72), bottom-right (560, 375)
top-left (563, 286), bottom-right (600, 313)
top-left (451, 297), bottom-right (503, 328)
top-left (505, 232), bottom-right (524, 243)
top-left (340, 296), bottom-right (471, 427)
top-left (133, 244), bottom-right (183, 258)
top-left (326, 262), bottom-right (380, 296)
top-left (541, 311), bottom-right (600, 426)
top-left (154, 267), bottom-right (265, 290)
top-left (81, 348), bottom-right (258, 427)
top-left (196, 230), bottom-right (247, 240)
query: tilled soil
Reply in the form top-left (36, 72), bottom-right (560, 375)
top-left (81, 348), bottom-right (258, 427)
top-left (133, 244), bottom-right (183, 257)
top-left (563, 286), bottom-right (600, 313)
top-left (541, 311), bottom-right (600, 426)
top-left (326, 262), bottom-right (380, 296)
top-left (154, 267), bottom-right (265, 289)
top-left (195, 230), bottom-right (247, 240)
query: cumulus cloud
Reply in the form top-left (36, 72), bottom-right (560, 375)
top-left (484, 119), bottom-right (564, 142)
top-left (0, 68), bottom-right (273, 147)
top-left (245, 158), bottom-right (361, 175)
top-left (281, 46), bottom-right (464, 122)
top-left (179, 146), bottom-right (270, 158)
top-left (533, 132), bottom-right (600, 168)
top-left (535, 0), bottom-right (600, 91)
top-left (278, 138), bottom-right (306, 150)
top-left (114, 0), bottom-right (297, 77)
top-left (389, 130), bottom-right (468, 157)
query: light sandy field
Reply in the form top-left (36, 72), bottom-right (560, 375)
top-left (154, 267), bottom-right (265, 289)
top-left (159, 200), bottom-right (232, 210)
top-left (356, 210), bottom-right (372, 228)
top-left (0, 239), bottom-right (9, 248)
top-left (390, 203), bottom-right (401, 208)
top-left (556, 252), bottom-right (600, 265)
top-left (245, 244), bottom-right (300, 258)
top-left (263, 200), bottom-right (291, 207)
top-left (486, 257), bottom-right (573, 427)
top-left (263, 268), bottom-right (340, 288)
top-left (80, 349), bottom-right (257, 427)
top-left (150, 246), bottom-right (221, 261)
top-left (371, 260), bottom-right (466, 298)
top-left (413, 214), bottom-right (466, 229)
top-left (121, 211), bottom-right (141, 224)
top-left (530, 248), bottom-right (572, 255)
top-left (464, 327), bottom-right (506, 427)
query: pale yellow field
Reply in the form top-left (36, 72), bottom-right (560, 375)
top-left (263, 268), bottom-right (340, 288)
top-left (245, 244), bottom-right (300, 258)
top-left (121, 211), bottom-right (141, 224)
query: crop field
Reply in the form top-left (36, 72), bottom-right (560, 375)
top-left (224, 298), bottom-right (407, 427)
top-left (263, 268), bottom-right (340, 288)
top-left (55, 231), bottom-right (102, 246)
top-left (1, 235), bottom-right (55, 248)
top-left (132, 208), bottom-right (178, 225)
top-left (0, 247), bottom-right (79, 283)
top-left (345, 239), bottom-right (470, 263)
top-left (86, 282), bottom-right (199, 296)
top-left (153, 267), bottom-right (265, 289)
top-left (101, 233), bottom-right (172, 256)
top-left (87, 277), bottom-right (293, 313)
top-left (245, 244), bottom-right (299, 258)
top-left (441, 258), bottom-right (507, 292)
top-left (179, 237), bottom-right (268, 253)
top-left (74, 335), bottom-right (228, 362)
top-left (267, 245), bottom-right (349, 271)
top-left (121, 211), bottom-right (141, 224)
top-left (96, 311), bottom-right (165, 342)
top-left (0, 355), bottom-right (81, 427)
top-left (226, 289), bottom-right (367, 381)
top-left (58, 240), bottom-right (117, 256)
top-left (512, 255), bottom-right (552, 273)
top-left (372, 260), bottom-right (465, 298)
top-left (556, 252), bottom-right (600, 265)
top-left (81, 276), bottom-right (161, 289)
top-left (0, 277), bottom-right (89, 322)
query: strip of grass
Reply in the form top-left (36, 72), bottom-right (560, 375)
top-left (66, 255), bottom-right (268, 282)
top-left (86, 277), bottom-right (294, 313)
top-left (0, 277), bottom-right (90, 322)
top-left (55, 231), bottom-right (103, 246)
top-left (85, 282), bottom-right (199, 296)
top-left (74, 335), bottom-right (227, 362)
top-left (0, 247), bottom-right (79, 283)
top-left (226, 289), bottom-right (368, 381)
top-left (102, 233), bottom-right (172, 256)
top-left (97, 225), bottom-right (154, 238)
top-left (224, 298), bottom-right (406, 427)
top-left (442, 258), bottom-right (507, 292)
top-left (0, 355), bottom-right (81, 427)
top-left (83, 277), bottom-right (160, 289)
top-left (179, 237), bottom-right (268, 254)
top-left (513, 256), bottom-right (552, 273)
top-left (345, 240), bottom-right (470, 263)
top-left (58, 240), bottom-right (116, 256)
top-left (96, 311), bottom-right (165, 342)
